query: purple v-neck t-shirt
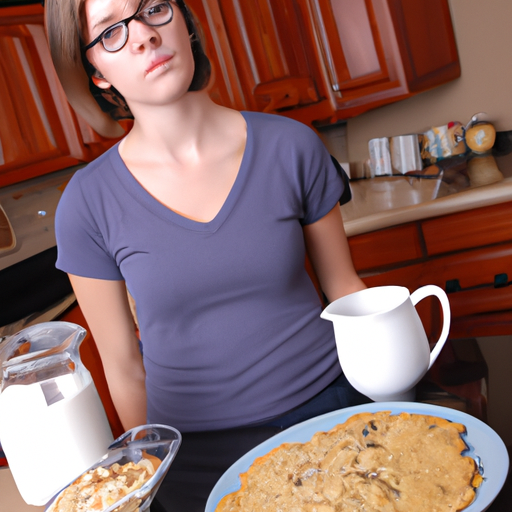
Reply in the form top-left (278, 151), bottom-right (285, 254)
top-left (56, 111), bottom-right (345, 431)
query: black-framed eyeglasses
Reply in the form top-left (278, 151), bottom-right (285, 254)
top-left (83, 0), bottom-right (174, 53)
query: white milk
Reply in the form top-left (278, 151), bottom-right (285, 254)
top-left (0, 377), bottom-right (113, 506)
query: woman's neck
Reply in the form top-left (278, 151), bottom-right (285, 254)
top-left (120, 91), bottom-right (225, 167)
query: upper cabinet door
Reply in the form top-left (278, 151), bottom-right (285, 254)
top-left (0, 4), bottom-right (125, 186)
top-left (185, 0), bottom-right (247, 111)
top-left (0, 8), bottom-right (75, 186)
top-left (189, 0), bottom-right (335, 125)
top-left (386, 0), bottom-right (461, 92)
top-left (308, 0), bottom-right (461, 119)
top-left (309, 0), bottom-right (392, 93)
top-left (218, 0), bottom-right (322, 113)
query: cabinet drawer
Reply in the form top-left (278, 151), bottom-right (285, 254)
top-left (448, 285), bottom-right (512, 319)
top-left (422, 202), bottom-right (512, 255)
top-left (451, 311), bottom-right (512, 339)
top-left (439, 244), bottom-right (512, 290)
top-left (349, 223), bottom-right (423, 272)
top-left (361, 244), bottom-right (512, 292)
top-left (359, 244), bottom-right (512, 340)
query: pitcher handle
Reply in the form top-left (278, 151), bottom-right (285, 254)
top-left (410, 285), bottom-right (451, 370)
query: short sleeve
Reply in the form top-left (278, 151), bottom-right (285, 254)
top-left (298, 127), bottom-right (346, 226)
top-left (55, 174), bottom-right (123, 280)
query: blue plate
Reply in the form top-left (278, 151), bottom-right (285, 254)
top-left (206, 402), bottom-right (509, 512)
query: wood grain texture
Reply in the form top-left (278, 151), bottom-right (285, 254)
top-left (348, 222), bottom-right (424, 272)
top-left (422, 201), bottom-right (512, 256)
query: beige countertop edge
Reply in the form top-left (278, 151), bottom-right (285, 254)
top-left (343, 181), bottom-right (512, 237)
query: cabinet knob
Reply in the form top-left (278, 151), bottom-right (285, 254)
top-left (445, 279), bottom-right (462, 293)
top-left (494, 274), bottom-right (509, 288)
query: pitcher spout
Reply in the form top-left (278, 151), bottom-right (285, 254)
top-left (0, 322), bottom-right (87, 393)
top-left (320, 308), bottom-right (335, 322)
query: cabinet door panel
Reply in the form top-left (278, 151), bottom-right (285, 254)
top-left (0, 5), bottom-right (125, 186)
top-left (310, 0), bottom-right (391, 93)
top-left (215, 0), bottom-right (322, 112)
top-left (357, 243), bottom-right (512, 339)
top-left (387, 0), bottom-right (460, 91)
top-left (0, 23), bottom-right (69, 173)
top-left (332, 0), bottom-right (381, 80)
top-left (309, 0), bottom-right (459, 117)
top-left (187, 0), bottom-right (247, 110)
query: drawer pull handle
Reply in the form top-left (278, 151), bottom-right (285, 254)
top-left (494, 273), bottom-right (509, 288)
top-left (446, 279), bottom-right (462, 293)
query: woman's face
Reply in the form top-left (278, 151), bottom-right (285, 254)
top-left (83, 0), bottom-right (196, 110)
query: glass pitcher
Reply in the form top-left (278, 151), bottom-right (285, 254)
top-left (0, 321), bottom-right (114, 506)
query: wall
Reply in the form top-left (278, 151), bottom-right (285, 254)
top-left (345, 0), bottom-right (512, 447)
top-left (346, 0), bottom-right (512, 166)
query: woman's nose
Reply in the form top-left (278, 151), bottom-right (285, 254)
top-left (128, 20), bottom-right (162, 51)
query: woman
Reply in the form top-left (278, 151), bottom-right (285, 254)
top-left (45, 0), bottom-right (369, 509)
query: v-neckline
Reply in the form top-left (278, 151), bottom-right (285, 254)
top-left (112, 111), bottom-right (252, 233)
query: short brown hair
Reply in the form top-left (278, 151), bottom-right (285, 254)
top-left (44, 0), bottom-right (211, 120)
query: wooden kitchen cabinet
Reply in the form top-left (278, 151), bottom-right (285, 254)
top-left (349, 223), bottom-right (423, 271)
top-left (325, 0), bottom-right (460, 119)
top-left (0, 0), bottom-right (461, 186)
top-left (189, 0), bottom-right (460, 126)
top-left (188, 0), bottom-right (333, 124)
top-left (348, 201), bottom-right (512, 340)
top-left (0, 0), bottom-right (460, 183)
top-left (0, 4), bottom-right (122, 187)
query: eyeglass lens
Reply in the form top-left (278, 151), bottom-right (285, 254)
top-left (101, 1), bottom-right (173, 52)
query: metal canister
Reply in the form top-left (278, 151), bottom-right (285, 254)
top-left (368, 137), bottom-right (392, 176)
top-left (390, 134), bottom-right (423, 174)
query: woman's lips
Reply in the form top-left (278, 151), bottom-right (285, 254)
top-left (145, 55), bottom-right (173, 76)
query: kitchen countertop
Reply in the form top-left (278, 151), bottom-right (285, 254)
top-left (2, 154), bottom-right (510, 257)
top-left (0, 167), bottom-right (79, 271)
top-left (341, 152), bottom-right (512, 237)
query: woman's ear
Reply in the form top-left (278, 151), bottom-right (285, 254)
top-left (91, 73), bottom-right (112, 89)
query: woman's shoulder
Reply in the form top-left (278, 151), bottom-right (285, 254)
top-left (243, 111), bottom-right (317, 138)
top-left (242, 111), bottom-right (326, 158)
top-left (65, 143), bottom-right (122, 192)
top-left (57, 144), bottom-right (126, 222)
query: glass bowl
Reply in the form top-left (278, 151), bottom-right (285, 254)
top-left (46, 424), bottom-right (181, 512)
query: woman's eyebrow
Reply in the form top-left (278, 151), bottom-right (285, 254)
top-left (91, 0), bottom-right (146, 32)
top-left (92, 14), bottom-right (116, 31)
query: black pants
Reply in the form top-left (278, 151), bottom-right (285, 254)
top-left (151, 373), bottom-right (370, 512)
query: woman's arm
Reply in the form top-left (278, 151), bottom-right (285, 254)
top-left (69, 275), bottom-right (147, 430)
top-left (303, 205), bottom-right (366, 303)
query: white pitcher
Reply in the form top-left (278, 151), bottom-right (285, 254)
top-left (321, 285), bottom-right (451, 401)
top-left (0, 322), bottom-right (113, 506)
